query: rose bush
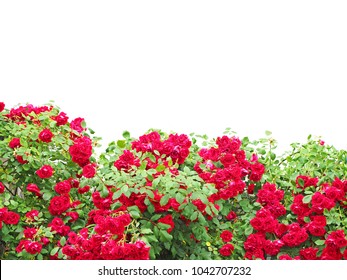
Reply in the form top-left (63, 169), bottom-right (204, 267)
top-left (1, 102), bottom-right (347, 260)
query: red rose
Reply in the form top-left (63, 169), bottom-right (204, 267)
top-left (66, 211), bottom-right (79, 222)
top-left (300, 247), bottom-right (319, 260)
top-left (82, 163), bottom-right (96, 178)
top-left (158, 214), bottom-right (175, 233)
top-left (226, 210), bottom-right (237, 221)
top-left (25, 241), bottom-right (42, 255)
top-left (0, 182), bottom-right (5, 193)
top-left (36, 165), bottom-right (54, 179)
top-left (9, 138), bottom-right (21, 149)
top-left (54, 112), bottom-right (69, 126)
top-left (192, 199), bottom-right (206, 212)
top-left (220, 230), bottom-right (233, 242)
top-left (3, 211), bottom-right (20, 225)
top-left (38, 128), bottom-right (54, 143)
top-left (24, 227), bottom-right (38, 239)
top-left (27, 183), bottom-right (42, 197)
top-left (25, 210), bottom-right (39, 221)
top-left (78, 185), bottom-right (90, 194)
top-left (0, 102), bottom-right (5, 112)
top-left (54, 180), bottom-right (71, 195)
top-left (69, 136), bottom-right (92, 167)
top-left (48, 195), bottom-right (71, 216)
top-left (0, 207), bottom-right (8, 222)
top-left (16, 155), bottom-right (28, 164)
top-left (70, 117), bottom-right (85, 133)
top-left (219, 243), bottom-right (234, 257)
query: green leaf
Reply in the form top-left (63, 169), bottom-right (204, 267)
top-left (117, 140), bottom-right (126, 148)
top-left (42, 192), bottom-right (52, 201)
top-left (156, 165), bottom-right (166, 172)
top-left (297, 178), bottom-right (305, 188)
top-left (60, 237), bottom-right (66, 246)
top-left (122, 131), bottom-right (130, 139)
top-left (141, 228), bottom-right (153, 234)
top-left (175, 192), bottom-right (185, 204)
top-left (190, 211), bottom-right (198, 221)
top-left (159, 230), bottom-right (173, 242)
top-left (303, 195), bottom-right (312, 204)
top-left (265, 130), bottom-right (272, 136)
top-left (315, 239), bottom-right (325, 246)
top-left (160, 194), bottom-right (170, 206)
top-left (50, 247), bottom-right (60, 256)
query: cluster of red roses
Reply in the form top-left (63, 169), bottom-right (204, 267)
top-left (0, 207), bottom-right (20, 228)
top-left (58, 212), bottom-right (150, 260)
top-left (245, 177), bottom-right (347, 260)
top-left (194, 135), bottom-right (265, 202)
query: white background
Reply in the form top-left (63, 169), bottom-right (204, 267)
top-left (1, 1), bottom-right (347, 154)
top-left (1, 1), bottom-right (347, 277)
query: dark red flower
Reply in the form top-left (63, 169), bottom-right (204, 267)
top-left (9, 138), bottom-right (21, 149)
top-left (220, 230), bottom-right (233, 242)
top-left (36, 165), bottom-right (54, 179)
top-left (158, 214), bottom-right (175, 233)
top-left (25, 242), bottom-right (42, 255)
top-left (0, 102), bottom-right (5, 112)
top-left (48, 195), bottom-right (71, 216)
top-left (27, 183), bottom-right (42, 197)
top-left (38, 128), bottom-right (54, 143)
top-left (54, 112), bottom-right (69, 126)
top-left (0, 182), bottom-right (5, 194)
top-left (82, 163), bottom-right (96, 178)
top-left (54, 180), bottom-right (71, 195)
top-left (219, 244), bottom-right (234, 257)
top-left (3, 211), bottom-right (20, 225)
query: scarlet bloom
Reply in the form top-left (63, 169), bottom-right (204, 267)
top-left (36, 165), bottom-right (54, 179)
top-left (3, 211), bottom-right (20, 225)
top-left (70, 117), bottom-right (85, 133)
top-left (0, 182), bottom-right (5, 194)
top-left (25, 210), bottom-right (39, 221)
top-left (220, 230), bottom-right (233, 242)
top-left (9, 138), bottom-right (21, 149)
top-left (38, 128), bottom-right (54, 143)
top-left (0, 102), bottom-right (5, 112)
top-left (78, 185), bottom-right (90, 194)
top-left (54, 180), bottom-right (71, 195)
top-left (48, 195), bottom-right (70, 216)
top-left (82, 163), bottom-right (96, 178)
top-left (27, 183), bottom-right (42, 197)
top-left (158, 214), bottom-right (175, 233)
top-left (54, 112), bottom-right (68, 126)
top-left (219, 244), bottom-right (234, 257)
top-left (25, 242), bottom-right (42, 255)
top-left (16, 155), bottom-right (28, 164)
top-left (24, 227), bottom-right (38, 239)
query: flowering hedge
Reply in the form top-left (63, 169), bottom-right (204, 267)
top-left (1, 101), bottom-right (347, 260)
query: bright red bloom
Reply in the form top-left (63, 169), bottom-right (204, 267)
top-left (25, 210), bottom-right (39, 221)
top-left (3, 211), bottom-right (20, 225)
top-left (54, 180), bottom-right (71, 195)
top-left (219, 244), bottom-right (234, 257)
top-left (23, 227), bottom-right (38, 239)
top-left (25, 242), bottom-right (42, 255)
top-left (69, 136), bottom-right (92, 167)
top-left (9, 138), bottom-right (21, 149)
top-left (300, 247), bottom-right (319, 260)
top-left (0, 182), bottom-right (5, 194)
top-left (48, 195), bottom-right (71, 216)
top-left (38, 128), bottom-right (54, 143)
top-left (70, 117), bottom-right (85, 133)
top-left (54, 112), bottom-right (68, 126)
top-left (16, 155), bottom-right (28, 164)
top-left (27, 183), bottom-right (42, 197)
top-left (82, 163), bottom-right (96, 178)
top-left (0, 102), bottom-right (5, 112)
top-left (78, 185), bottom-right (90, 194)
top-left (36, 165), bottom-right (54, 179)
top-left (220, 230), bottom-right (233, 242)
top-left (158, 214), bottom-right (175, 233)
